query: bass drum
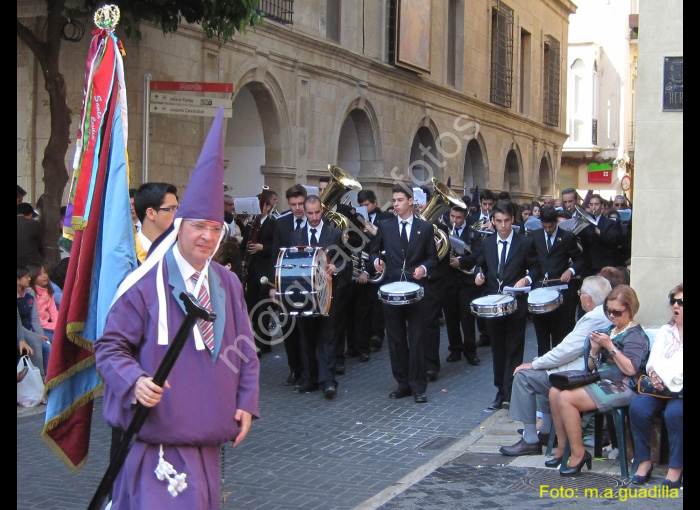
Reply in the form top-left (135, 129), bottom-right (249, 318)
top-left (470, 294), bottom-right (517, 318)
top-left (274, 247), bottom-right (332, 316)
top-left (527, 288), bottom-right (563, 314)
top-left (377, 281), bottom-right (424, 305)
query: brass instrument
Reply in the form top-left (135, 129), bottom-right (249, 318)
top-left (351, 250), bottom-right (385, 283)
top-left (320, 164), bottom-right (363, 231)
top-left (572, 205), bottom-right (597, 235)
top-left (448, 231), bottom-right (475, 275)
top-left (419, 178), bottom-right (467, 260)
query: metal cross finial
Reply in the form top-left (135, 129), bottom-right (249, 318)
top-left (94, 4), bottom-right (120, 30)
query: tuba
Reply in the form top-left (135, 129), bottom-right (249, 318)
top-left (572, 205), bottom-right (597, 235)
top-left (320, 164), bottom-right (363, 231)
top-left (419, 178), bottom-right (467, 260)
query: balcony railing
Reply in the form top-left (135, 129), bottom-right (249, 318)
top-left (258, 0), bottom-right (294, 24)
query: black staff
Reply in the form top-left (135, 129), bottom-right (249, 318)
top-left (88, 292), bottom-right (216, 510)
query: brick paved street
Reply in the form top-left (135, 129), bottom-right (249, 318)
top-left (18, 321), bottom-right (681, 509)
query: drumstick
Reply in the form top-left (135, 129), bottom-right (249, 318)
top-left (494, 294), bottom-right (511, 304)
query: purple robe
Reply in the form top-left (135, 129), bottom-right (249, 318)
top-left (95, 248), bottom-right (260, 509)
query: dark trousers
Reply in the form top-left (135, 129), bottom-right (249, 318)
top-left (330, 285), bottom-right (351, 363)
top-left (443, 282), bottom-right (481, 358)
top-left (245, 277), bottom-right (272, 350)
top-left (423, 280), bottom-right (444, 373)
top-left (383, 300), bottom-right (427, 394)
top-left (630, 394), bottom-right (683, 468)
top-left (352, 282), bottom-right (380, 355)
top-left (532, 290), bottom-right (576, 356)
top-left (371, 289), bottom-right (386, 340)
top-left (485, 298), bottom-right (527, 402)
top-left (281, 317), bottom-right (302, 376)
top-left (297, 316), bottom-right (337, 388)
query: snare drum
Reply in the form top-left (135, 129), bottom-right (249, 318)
top-left (527, 288), bottom-right (563, 314)
top-left (377, 281), bottom-right (424, 305)
top-left (470, 294), bottom-right (517, 317)
top-left (274, 247), bottom-right (332, 316)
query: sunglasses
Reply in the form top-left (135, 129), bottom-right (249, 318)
top-left (605, 307), bottom-right (627, 318)
top-left (669, 297), bottom-right (684, 307)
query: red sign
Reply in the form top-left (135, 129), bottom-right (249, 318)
top-left (588, 170), bottom-right (612, 183)
top-left (150, 81), bottom-right (233, 94)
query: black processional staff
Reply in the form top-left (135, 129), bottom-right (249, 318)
top-left (87, 292), bottom-right (216, 510)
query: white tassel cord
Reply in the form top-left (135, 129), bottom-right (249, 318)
top-left (154, 444), bottom-right (188, 497)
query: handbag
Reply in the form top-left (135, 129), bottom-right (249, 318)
top-left (17, 355), bottom-right (45, 408)
top-left (549, 370), bottom-right (600, 390)
top-left (636, 375), bottom-right (683, 399)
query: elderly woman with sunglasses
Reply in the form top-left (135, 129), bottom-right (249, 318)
top-left (629, 284), bottom-right (683, 488)
top-left (548, 285), bottom-right (649, 476)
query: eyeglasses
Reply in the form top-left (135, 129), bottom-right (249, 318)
top-left (185, 221), bottom-right (224, 235)
top-left (157, 205), bottom-right (179, 213)
top-left (605, 307), bottom-right (627, 318)
top-left (577, 290), bottom-right (588, 297)
top-left (669, 297), bottom-right (684, 307)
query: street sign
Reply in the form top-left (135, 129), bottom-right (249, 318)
top-left (150, 81), bottom-right (233, 94)
top-left (150, 92), bottom-right (232, 109)
top-left (149, 103), bottom-right (233, 118)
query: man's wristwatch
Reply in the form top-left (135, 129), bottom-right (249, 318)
top-left (610, 348), bottom-right (619, 356)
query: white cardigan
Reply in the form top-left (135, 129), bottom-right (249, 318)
top-left (647, 323), bottom-right (683, 392)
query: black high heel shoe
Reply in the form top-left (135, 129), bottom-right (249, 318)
top-left (631, 464), bottom-right (653, 485)
top-left (661, 472), bottom-right (682, 489)
top-left (544, 456), bottom-right (563, 468)
top-left (560, 450), bottom-right (592, 476)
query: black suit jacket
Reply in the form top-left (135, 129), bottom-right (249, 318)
top-left (370, 215), bottom-right (438, 287)
top-left (448, 222), bottom-right (482, 286)
top-left (530, 227), bottom-right (582, 286)
top-left (294, 222), bottom-right (352, 291)
top-left (580, 215), bottom-right (623, 275)
top-left (269, 212), bottom-right (304, 279)
top-left (475, 231), bottom-right (541, 295)
top-left (17, 216), bottom-right (44, 266)
top-left (243, 215), bottom-right (277, 280)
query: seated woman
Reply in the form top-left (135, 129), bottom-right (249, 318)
top-left (548, 285), bottom-right (649, 476)
top-left (629, 283), bottom-right (683, 488)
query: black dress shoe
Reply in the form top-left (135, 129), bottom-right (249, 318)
top-left (499, 438), bottom-right (542, 456)
top-left (370, 335), bottom-right (383, 350)
top-left (345, 349), bottom-right (360, 358)
top-left (544, 456), bottom-right (563, 468)
top-left (476, 336), bottom-right (491, 347)
top-left (293, 382), bottom-right (319, 393)
top-left (335, 364), bottom-right (345, 375)
top-left (501, 401), bottom-right (510, 409)
top-left (389, 388), bottom-right (412, 399)
top-left (631, 464), bottom-right (653, 485)
top-left (413, 392), bottom-right (428, 403)
top-left (446, 352), bottom-right (462, 362)
top-left (487, 398), bottom-right (503, 410)
top-left (323, 384), bottom-right (337, 400)
top-left (426, 370), bottom-right (438, 382)
top-left (465, 355), bottom-right (481, 366)
top-left (560, 450), bottom-right (592, 476)
top-left (284, 372), bottom-right (300, 386)
top-left (359, 353), bottom-right (370, 362)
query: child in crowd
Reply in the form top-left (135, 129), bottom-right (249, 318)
top-left (49, 257), bottom-right (70, 309)
top-left (28, 264), bottom-right (58, 341)
top-left (17, 265), bottom-right (51, 378)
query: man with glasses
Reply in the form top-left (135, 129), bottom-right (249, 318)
top-left (134, 182), bottom-right (179, 261)
top-left (498, 276), bottom-right (612, 457)
top-left (95, 111), bottom-right (259, 508)
top-left (612, 195), bottom-right (628, 210)
top-left (580, 194), bottom-right (623, 276)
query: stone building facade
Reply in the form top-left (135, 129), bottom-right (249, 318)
top-left (18, 0), bottom-right (575, 207)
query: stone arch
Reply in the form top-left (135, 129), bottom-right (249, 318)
top-left (407, 117), bottom-right (444, 187)
top-left (503, 143), bottom-right (523, 193)
top-left (538, 150), bottom-right (554, 198)
top-left (331, 97), bottom-right (384, 179)
top-left (463, 133), bottom-right (489, 194)
top-left (224, 69), bottom-right (292, 196)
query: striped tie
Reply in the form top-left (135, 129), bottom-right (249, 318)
top-left (192, 271), bottom-right (215, 352)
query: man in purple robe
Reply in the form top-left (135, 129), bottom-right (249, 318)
top-left (95, 109), bottom-right (260, 509)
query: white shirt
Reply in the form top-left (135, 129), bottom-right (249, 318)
top-left (137, 229), bottom-right (152, 254)
top-left (292, 216), bottom-right (307, 231)
top-left (397, 215), bottom-right (415, 241)
top-left (495, 229), bottom-right (531, 284)
top-left (172, 244), bottom-right (210, 297)
top-left (306, 223), bottom-right (323, 245)
top-left (647, 323), bottom-right (683, 392)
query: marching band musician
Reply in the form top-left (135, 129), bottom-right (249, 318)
top-left (371, 185), bottom-right (438, 404)
top-left (530, 206), bottom-right (582, 356)
top-left (269, 184), bottom-right (308, 386)
top-left (578, 194), bottom-right (623, 277)
top-left (242, 190), bottom-right (278, 355)
top-left (474, 200), bottom-right (541, 411)
top-left (444, 205), bottom-right (483, 366)
top-left (291, 195), bottom-right (352, 399)
top-left (468, 189), bottom-right (496, 348)
top-left (355, 189), bottom-right (394, 361)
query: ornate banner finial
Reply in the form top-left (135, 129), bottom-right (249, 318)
top-left (94, 4), bottom-right (120, 30)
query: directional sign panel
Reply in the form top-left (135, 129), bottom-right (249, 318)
top-left (150, 92), bottom-right (232, 109)
top-left (149, 103), bottom-right (233, 118)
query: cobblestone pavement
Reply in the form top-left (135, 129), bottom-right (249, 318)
top-left (18, 320), bottom-right (503, 509)
top-left (19, 320), bottom-right (680, 510)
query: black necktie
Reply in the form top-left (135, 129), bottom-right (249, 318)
top-left (310, 228), bottom-right (318, 247)
top-left (456, 227), bottom-right (462, 238)
top-left (547, 234), bottom-right (553, 252)
top-left (400, 220), bottom-right (409, 252)
top-left (295, 218), bottom-right (302, 231)
top-left (498, 240), bottom-right (508, 280)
